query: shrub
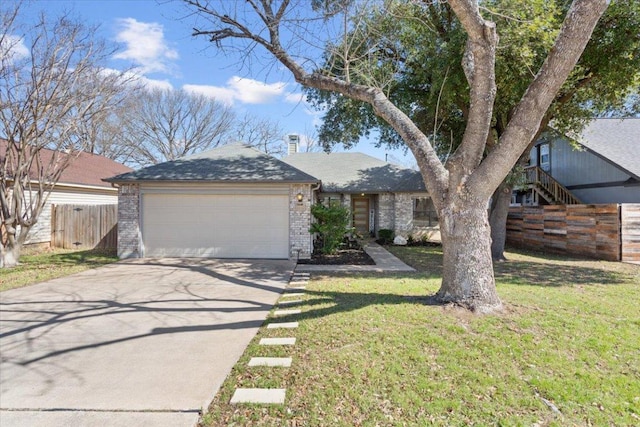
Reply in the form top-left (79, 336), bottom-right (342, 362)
top-left (377, 229), bottom-right (395, 245)
top-left (310, 203), bottom-right (353, 254)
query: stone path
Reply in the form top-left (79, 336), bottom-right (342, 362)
top-left (229, 271), bottom-right (309, 405)
top-left (295, 242), bottom-right (415, 272)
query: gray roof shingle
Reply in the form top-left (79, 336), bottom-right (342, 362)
top-left (573, 118), bottom-right (640, 179)
top-left (282, 152), bottom-right (426, 193)
top-left (104, 143), bottom-right (319, 183)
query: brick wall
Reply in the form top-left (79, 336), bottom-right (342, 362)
top-left (117, 184), bottom-right (141, 258)
top-left (289, 184), bottom-right (313, 260)
top-left (393, 193), bottom-right (413, 236)
top-left (377, 193), bottom-right (395, 231)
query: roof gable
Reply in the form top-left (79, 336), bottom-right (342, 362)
top-left (573, 119), bottom-right (640, 179)
top-left (106, 143), bottom-right (318, 183)
top-left (282, 152), bottom-right (426, 193)
top-left (0, 139), bottom-right (132, 188)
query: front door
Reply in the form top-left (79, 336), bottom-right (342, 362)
top-left (352, 197), bottom-right (370, 235)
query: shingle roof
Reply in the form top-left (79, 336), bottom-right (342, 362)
top-left (573, 118), bottom-right (640, 180)
top-left (1, 139), bottom-right (132, 188)
top-left (282, 152), bottom-right (426, 193)
top-left (105, 143), bottom-right (319, 184)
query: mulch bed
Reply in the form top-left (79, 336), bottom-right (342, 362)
top-left (297, 249), bottom-right (375, 265)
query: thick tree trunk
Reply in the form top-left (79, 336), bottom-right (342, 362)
top-left (489, 181), bottom-right (513, 262)
top-left (437, 202), bottom-right (502, 314)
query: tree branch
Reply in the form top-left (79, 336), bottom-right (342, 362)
top-left (471, 0), bottom-right (608, 198)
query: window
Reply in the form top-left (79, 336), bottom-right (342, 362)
top-left (320, 195), bottom-right (341, 207)
top-left (413, 197), bottom-right (438, 227)
top-left (539, 143), bottom-right (550, 171)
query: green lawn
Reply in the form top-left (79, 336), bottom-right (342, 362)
top-left (201, 246), bottom-right (640, 426)
top-left (0, 247), bottom-right (118, 292)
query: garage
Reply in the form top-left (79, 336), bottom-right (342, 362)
top-left (141, 191), bottom-right (289, 258)
top-left (105, 143), bottom-right (318, 260)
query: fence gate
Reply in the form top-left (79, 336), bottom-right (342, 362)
top-left (51, 204), bottom-right (117, 250)
top-left (621, 204), bottom-right (640, 263)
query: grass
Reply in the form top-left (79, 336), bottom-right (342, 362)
top-left (0, 246), bottom-right (118, 292)
top-left (200, 246), bottom-right (640, 426)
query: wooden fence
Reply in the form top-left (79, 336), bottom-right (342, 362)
top-left (507, 204), bottom-right (640, 262)
top-left (51, 204), bottom-right (117, 250)
top-left (621, 204), bottom-right (640, 263)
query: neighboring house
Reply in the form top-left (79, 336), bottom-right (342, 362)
top-left (1, 140), bottom-right (132, 245)
top-left (106, 141), bottom-right (431, 260)
top-left (513, 118), bottom-right (640, 206)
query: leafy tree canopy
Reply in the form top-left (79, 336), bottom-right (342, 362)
top-left (308, 0), bottom-right (640, 153)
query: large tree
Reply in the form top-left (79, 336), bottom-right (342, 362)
top-left (113, 88), bottom-right (236, 167)
top-left (184, 0), bottom-right (608, 313)
top-left (0, 6), bottom-right (131, 268)
top-left (306, 0), bottom-right (640, 261)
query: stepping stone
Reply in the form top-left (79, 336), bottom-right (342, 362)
top-left (289, 280), bottom-right (308, 285)
top-left (273, 309), bottom-right (301, 317)
top-left (259, 337), bottom-right (296, 346)
top-left (248, 357), bottom-right (292, 367)
top-left (281, 292), bottom-right (304, 298)
top-left (286, 286), bottom-right (306, 291)
top-left (278, 299), bottom-right (303, 306)
top-left (230, 388), bottom-right (286, 404)
top-left (267, 322), bottom-right (299, 329)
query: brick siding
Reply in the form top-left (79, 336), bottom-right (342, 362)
top-left (117, 184), bottom-right (141, 258)
top-left (289, 184), bottom-right (313, 260)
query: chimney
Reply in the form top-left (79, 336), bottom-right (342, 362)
top-left (287, 134), bottom-right (299, 155)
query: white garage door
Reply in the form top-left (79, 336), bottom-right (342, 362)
top-left (141, 193), bottom-right (289, 258)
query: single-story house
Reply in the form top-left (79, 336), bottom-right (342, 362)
top-left (106, 141), bottom-right (431, 260)
top-left (282, 147), bottom-right (433, 237)
top-left (0, 140), bottom-right (132, 245)
top-left (513, 118), bottom-right (640, 205)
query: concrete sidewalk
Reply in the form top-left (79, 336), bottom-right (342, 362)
top-left (296, 242), bottom-right (415, 273)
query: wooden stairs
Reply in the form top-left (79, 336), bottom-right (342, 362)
top-left (521, 166), bottom-right (582, 205)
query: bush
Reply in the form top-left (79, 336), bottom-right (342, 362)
top-left (310, 203), bottom-right (353, 254)
top-left (377, 229), bottom-right (395, 245)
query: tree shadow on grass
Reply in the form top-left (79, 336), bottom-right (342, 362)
top-left (493, 261), bottom-right (636, 287)
top-left (381, 245), bottom-right (638, 288)
top-left (28, 248), bottom-right (118, 266)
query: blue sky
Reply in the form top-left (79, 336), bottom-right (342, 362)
top-left (19, 0), bottom-right (416, 166)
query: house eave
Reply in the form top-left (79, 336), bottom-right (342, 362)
top-left (103, 178), bottom-right (320, 185)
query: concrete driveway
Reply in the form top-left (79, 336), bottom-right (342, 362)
top-left (0, 258), bottom-right (294, 427)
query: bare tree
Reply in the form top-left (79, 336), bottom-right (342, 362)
top-left (299, 125), bottom-right (333, 153)
top-left (184, 0), bottom-right (607, 313)
top-left (0, 6), bottom-right (132, 267)
top-left (117, 88), bottom-right (236, 167)
top-left (231, 112), bottom-right (285, 156)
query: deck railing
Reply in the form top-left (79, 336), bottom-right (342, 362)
top-left (522, 166), bottom-right (582, 205)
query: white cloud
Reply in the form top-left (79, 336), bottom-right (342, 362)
top-left (182, 77), bottom-right (288, 105)
top-left (284, 92), bottom-right (306, 104)
top-left (227, 77), bottom-right (285, 104)
top-left (137, 76), bottom-right (173, 91)
top-left (183, 84), bottom-right (236, 105)
top-left (101, 68), bottom-right (173, 91)
top-left (113, 18), bottom-right (178, 74)
top-left (0, 35), bottom-right (29, 62)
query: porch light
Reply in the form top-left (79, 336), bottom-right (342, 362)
top-left (296, 192), bottom-right (304, 203)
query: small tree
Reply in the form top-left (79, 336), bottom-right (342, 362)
top-left (0, 6), bottom-right (131, 267)
top-left (310, 203), bottom-right (352, 255)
